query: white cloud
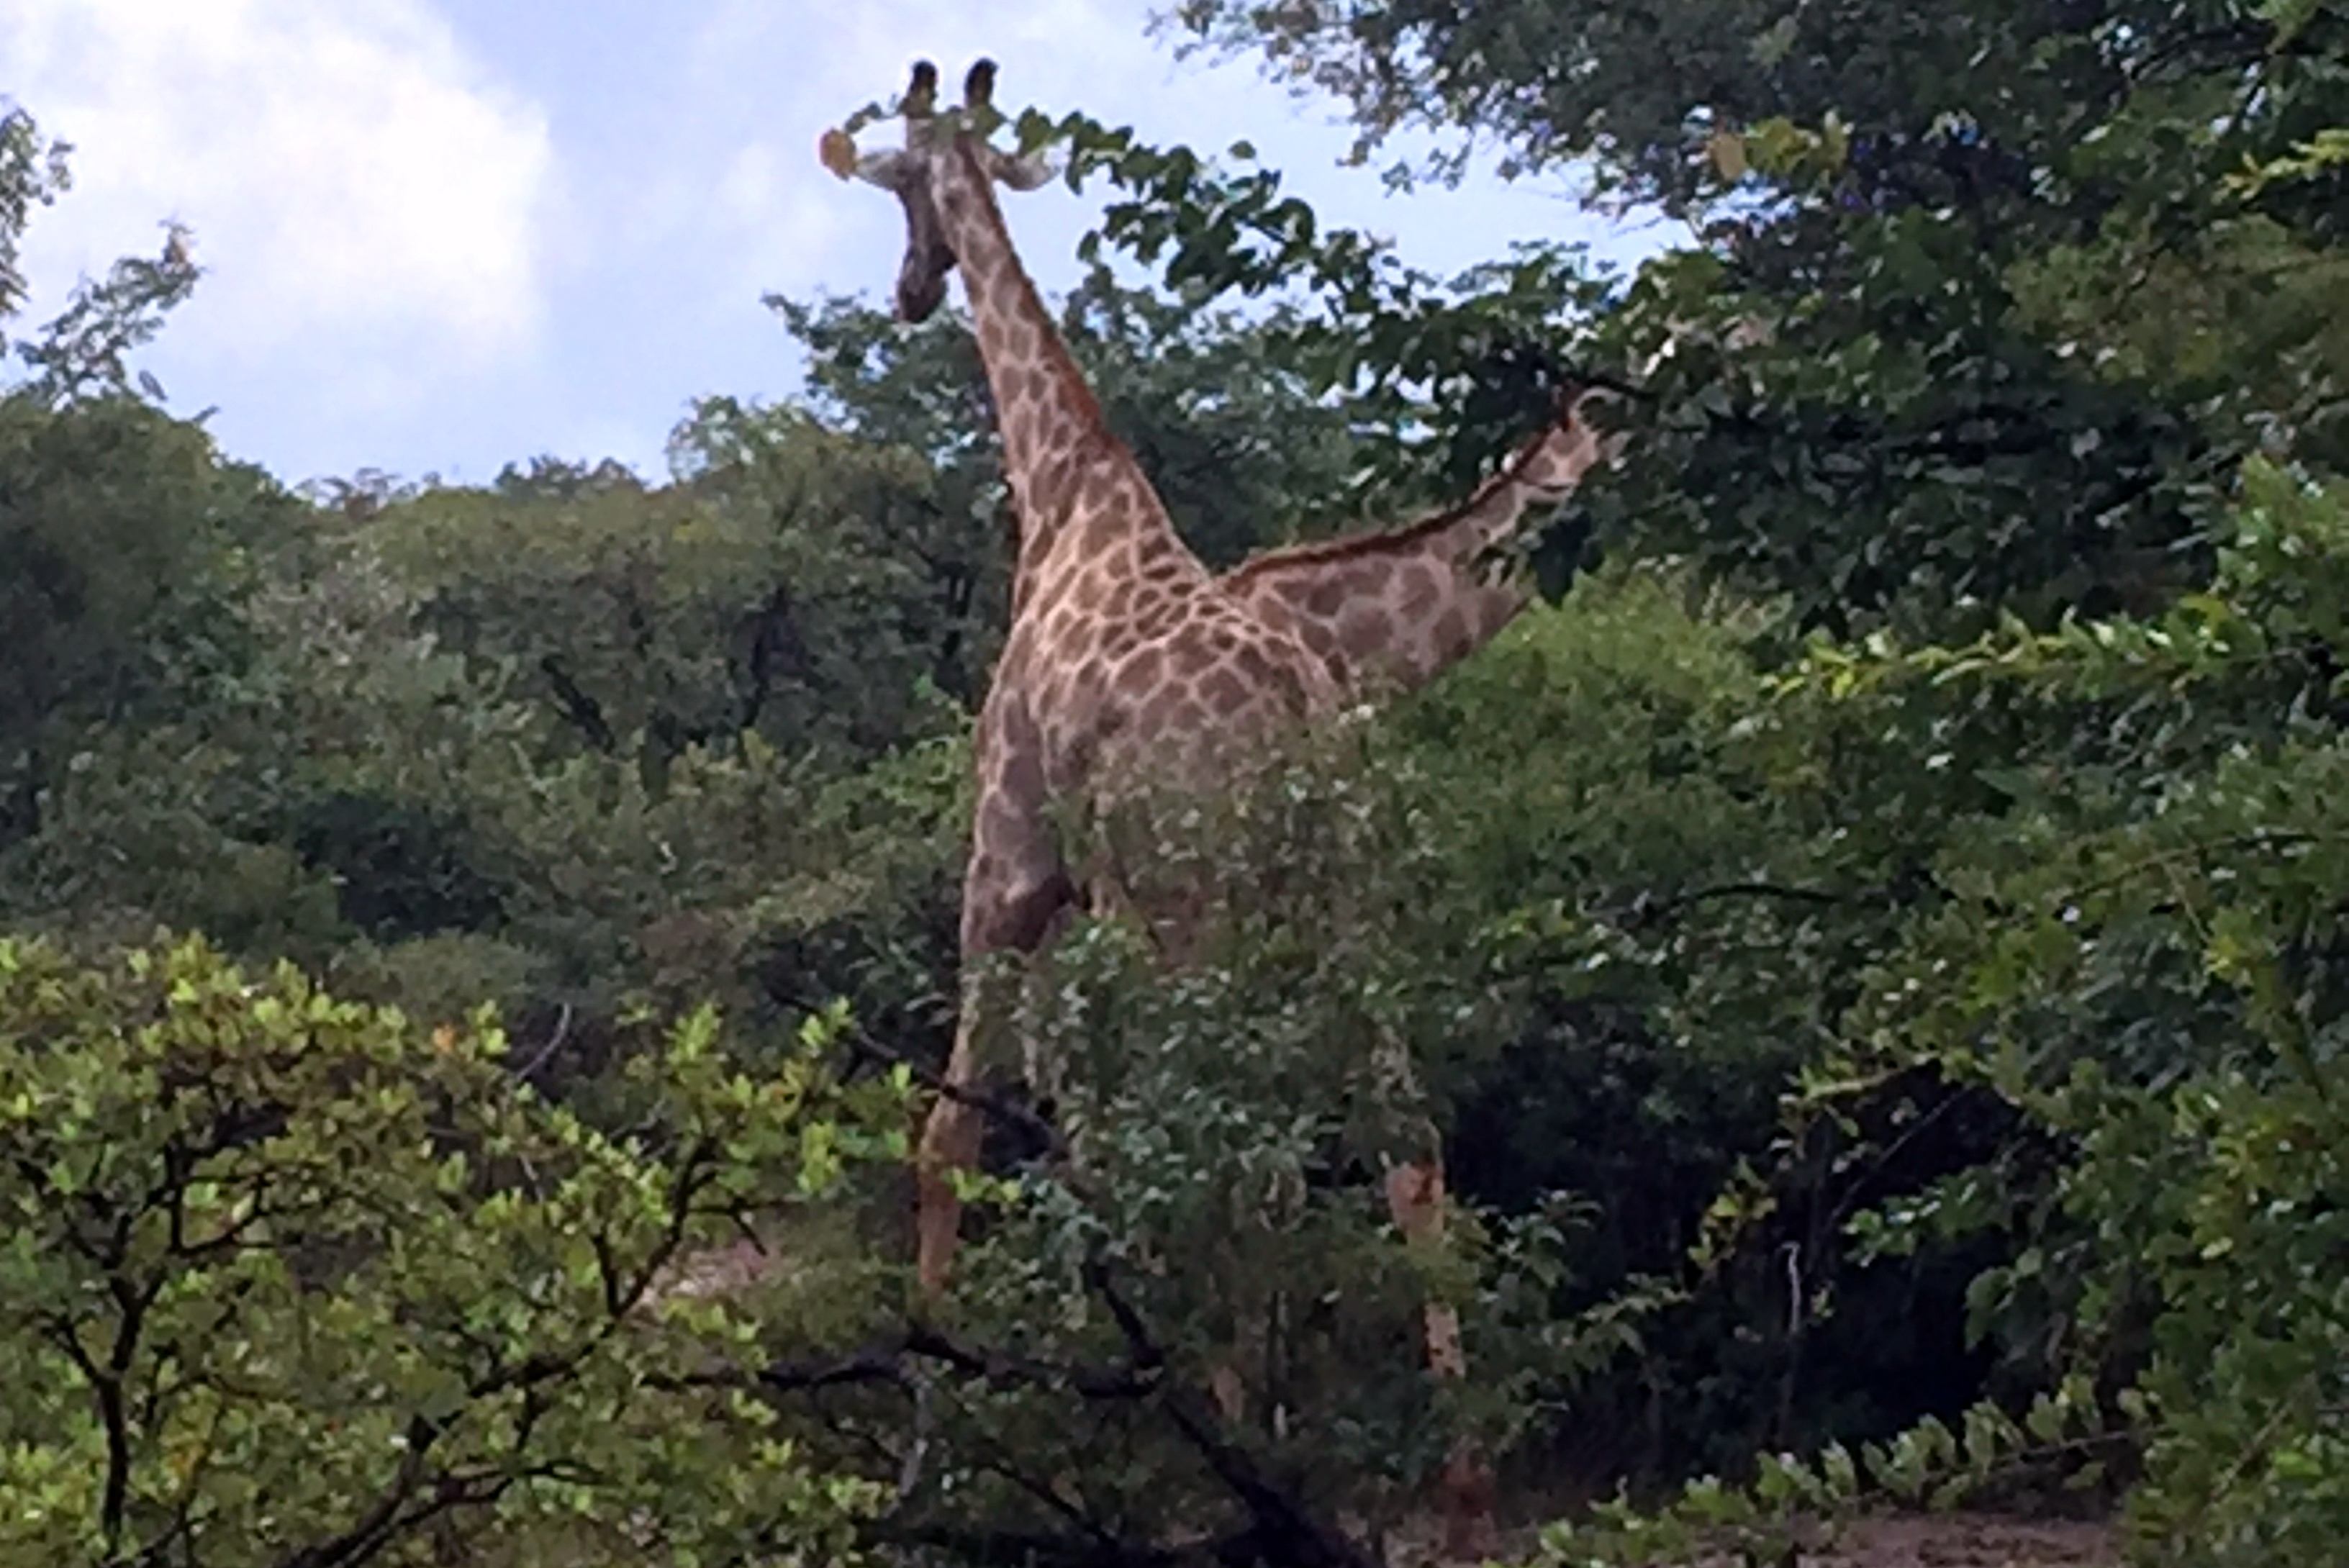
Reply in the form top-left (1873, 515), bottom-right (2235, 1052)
top-left (3, 0), bottom-right (556, 379)
top-left (704, 137), bottom-right (846, 305)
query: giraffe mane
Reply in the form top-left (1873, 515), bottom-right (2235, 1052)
top-left (943, 136), bottom-right (1113, 444)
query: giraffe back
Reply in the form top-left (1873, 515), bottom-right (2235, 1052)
top-left (992, 445), bottom-right (1342, 808)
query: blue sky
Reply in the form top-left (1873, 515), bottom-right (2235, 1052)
top-left (5, 0), bottom-right (1674, 489)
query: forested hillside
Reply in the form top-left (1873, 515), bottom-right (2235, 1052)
top-left (2, 1), bottom-right (2345, 1564)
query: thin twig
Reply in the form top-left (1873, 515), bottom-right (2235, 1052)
top-left (510, 1003), bottom-right (572, 1084)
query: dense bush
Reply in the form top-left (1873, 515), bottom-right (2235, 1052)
top-left (0, 933), bottom-right (905, 1567)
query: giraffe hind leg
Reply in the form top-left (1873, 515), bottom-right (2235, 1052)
top-left (1384, 1157), bottom-right (1499, 1559)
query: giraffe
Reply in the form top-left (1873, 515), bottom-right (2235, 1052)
top-left (819, 58), bottom-right (1619, 1556)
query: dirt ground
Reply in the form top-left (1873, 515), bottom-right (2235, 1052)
top-left (1803, 1515), bottom-right (2116, 1567)
top-left (1542, 1513), bottom-right (2121, 1567)
top-left (1376, 1509), bottom-right (2116, 1567)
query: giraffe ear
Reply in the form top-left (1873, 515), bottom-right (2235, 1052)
top-left (818, 128), bottom-right (860, 180)
top-left (979, 144), bottom-right (1055, 192)
top-left (853, 148), bottom-right (915, 191)
top-left (820, 127), bottom-right (912, 189)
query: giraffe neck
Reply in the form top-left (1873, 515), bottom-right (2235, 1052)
top-left (1221, 418), bottom-right (1604, 697)
top-left (930, 136), bottom-right (1169, 599)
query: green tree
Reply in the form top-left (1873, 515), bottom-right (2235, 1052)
top-left (0, 101), bottom-right (262, 864)
top-left (1057, 0), bottom-right (2349, 634)
top-left (0, 399), bottom-right (301, 852)
top-left (1, 101), bottom-right (199, 404)
top-left (0, 933), bottom-right (905, 1567)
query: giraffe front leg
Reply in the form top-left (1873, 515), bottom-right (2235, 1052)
top-left (915, 991), bottom-right (990, 1299)
top-left (917, 779), bottom-right (1073, 1300)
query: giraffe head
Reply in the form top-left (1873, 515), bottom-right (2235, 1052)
top-left (818, 58), bottom-right (1054, 322)
top-left (1536, 384), bottom-right (1628, 484)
